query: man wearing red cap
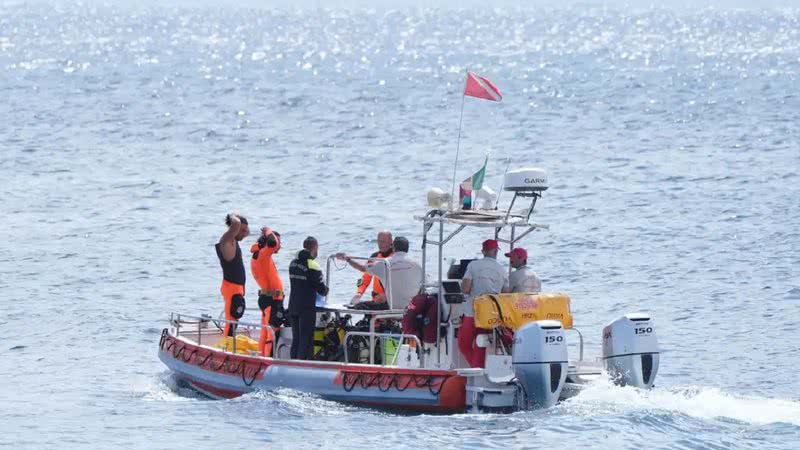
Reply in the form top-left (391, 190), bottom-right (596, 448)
top-left (458, 239), bottom-right (510, 368)
top-left (505, 247), bottom-right (542, 293)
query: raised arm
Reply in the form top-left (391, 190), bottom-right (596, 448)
top-left (347, 258), bottom-right (368, 273)
top-left (218, 214), bottom-right (242, 261)
top-left (335, 252), bottom-right (368, 272)
top-left (364, 259), bottom-right (389, 281)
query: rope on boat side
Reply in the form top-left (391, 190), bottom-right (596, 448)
top-left (164, 339), bottom-right (176, 352)
top-left (378, 374), bottom-right (396, 392)
top-left (196, 351), bottom-right (214, 368)
top-left (161, 334), bottom-right (270, 387)
top-left (181, 348), bottom-right (198, 363)
top-left (242, 363), bottom-right (264, 386)
top-left (340, 370), bottom-right (451, 397)
top-left (342, 372), bottom-right (362, 392)
top-left (428, 375), bottom-right (447, 396)
top-left (212, 355), bottom-right (230, 371)
top-left (163, 335), bottom-right (447, 394)
top-left (226, 359), bottom-right (246, 375)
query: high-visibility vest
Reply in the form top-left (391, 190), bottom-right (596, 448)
top-left (356, 250), bottom-right (393, 299)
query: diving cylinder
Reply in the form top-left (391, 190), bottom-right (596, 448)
top-left (602, 313), bottom-right (660, 388)
top-left (512, 320), bottom-right (568, 409)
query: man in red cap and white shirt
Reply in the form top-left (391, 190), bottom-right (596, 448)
top-left (505, 247), bottom-right (542, 293)
top-left (459, 239), bottom-right (510, 368)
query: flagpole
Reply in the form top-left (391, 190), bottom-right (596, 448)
top-left (450, 69), bottom-right (469, 210)
top-left (495, 156), bottom-right (512, 209)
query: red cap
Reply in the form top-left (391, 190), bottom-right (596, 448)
top-left (482, 239), bottom-right (499, 251)
top-left (505, 248), bottom-right (528, 259)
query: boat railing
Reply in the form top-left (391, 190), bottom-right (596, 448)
top-left (168, 310), bottom-right (582, 365)
top-left (168, 312), bottom-right (411, 364)
top-left (566, 328), bottom-right (584, 362)
top-left (169, 312), bottom-right (269, 355)
top-left (325, 254), bottom-right (394, 309)
top-left (344, 331), bottom-right (424, 367)
top-left (364, 312), bottom-right (405, 364)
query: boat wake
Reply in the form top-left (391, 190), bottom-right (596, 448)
top-left (141, 372), bottom-right (208, 402)
top-left (560, 378), bottom-right (800, 426)
top-left (147, 368), bottom-right (800, 428)
top-left (236, 388), bottom-right (359, 414)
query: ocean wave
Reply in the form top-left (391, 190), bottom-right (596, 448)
top-left (561, 379), bottom-right (800, 426)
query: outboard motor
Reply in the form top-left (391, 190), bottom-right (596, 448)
top-left (602, 313), bottom-right (660, 388)
top-left (512, 320), bottom-right (568, 408)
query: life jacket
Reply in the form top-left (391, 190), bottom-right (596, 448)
top-left (356, 249), bottom-right (393, 299)
top-left (250, 228), bottom-right (284, 300)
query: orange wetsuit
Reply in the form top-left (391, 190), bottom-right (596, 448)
top-left (251, 228), bottom-right (284, 356)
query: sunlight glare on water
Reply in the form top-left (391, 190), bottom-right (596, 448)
top-left (0, 1), bottom-right (798, 448)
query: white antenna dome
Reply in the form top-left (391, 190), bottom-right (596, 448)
top-left (504, 168), bottom-right (548, 192)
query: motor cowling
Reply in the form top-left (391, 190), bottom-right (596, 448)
top-left (512, 320), bottom-right (568, 409)
top-left (602, 313), bottom-right (660, 388)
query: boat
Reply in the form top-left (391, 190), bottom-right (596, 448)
top-left (158, 167), bottom-right (661, 412)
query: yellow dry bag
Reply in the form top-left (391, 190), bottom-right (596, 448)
top-left (473, 292), bottom-right (573, 330)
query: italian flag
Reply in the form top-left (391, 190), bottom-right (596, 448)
top-left (459, 157), bottom-right (487, 210)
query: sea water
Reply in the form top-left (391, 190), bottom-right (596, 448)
top-left (1, 1), bottom-right (798, 448)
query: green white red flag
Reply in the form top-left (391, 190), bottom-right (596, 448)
top-left (459, 157), bottom-right (488, 210)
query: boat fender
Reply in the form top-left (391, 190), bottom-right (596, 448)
top-left (229, 294), bottom-right (246, 319)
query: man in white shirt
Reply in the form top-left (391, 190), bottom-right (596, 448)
top-left (505, 247), bottom-right (541, 293)
top-left (337, 237), bottom-right (423, 310)
top-left (459, 239), bottom-right (509, 368)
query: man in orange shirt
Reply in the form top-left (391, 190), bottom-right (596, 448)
top-left (250, 227), bottom-right (284, 356)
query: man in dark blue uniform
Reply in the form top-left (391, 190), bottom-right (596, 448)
top-left (288, 236), bottom-right (328, 360)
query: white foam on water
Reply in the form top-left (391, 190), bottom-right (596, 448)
top-left (235, 388), bottom-right (362, 416)
top-left (562, 378), bottom-right (800, 426)
top-left (139, 372), bottom-right (204, 402)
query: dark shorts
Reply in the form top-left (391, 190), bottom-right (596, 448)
top-left (258, 294), bottom-right (286, 327)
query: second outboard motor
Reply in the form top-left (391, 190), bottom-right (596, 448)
top-left (512, 320), bottom-right (568, 408)
top-left (602, 313), bottom-right (660, 388)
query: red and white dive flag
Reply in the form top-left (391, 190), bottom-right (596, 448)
top-left (464, 71), bottom-right (502, 101)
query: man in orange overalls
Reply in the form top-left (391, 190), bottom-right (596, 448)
top-left (337, 230), bottom-right (394, 305)
top-left (250, 227), bottom-right (285, 356)
top-left (216, 213), bottom-right (250, 337)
